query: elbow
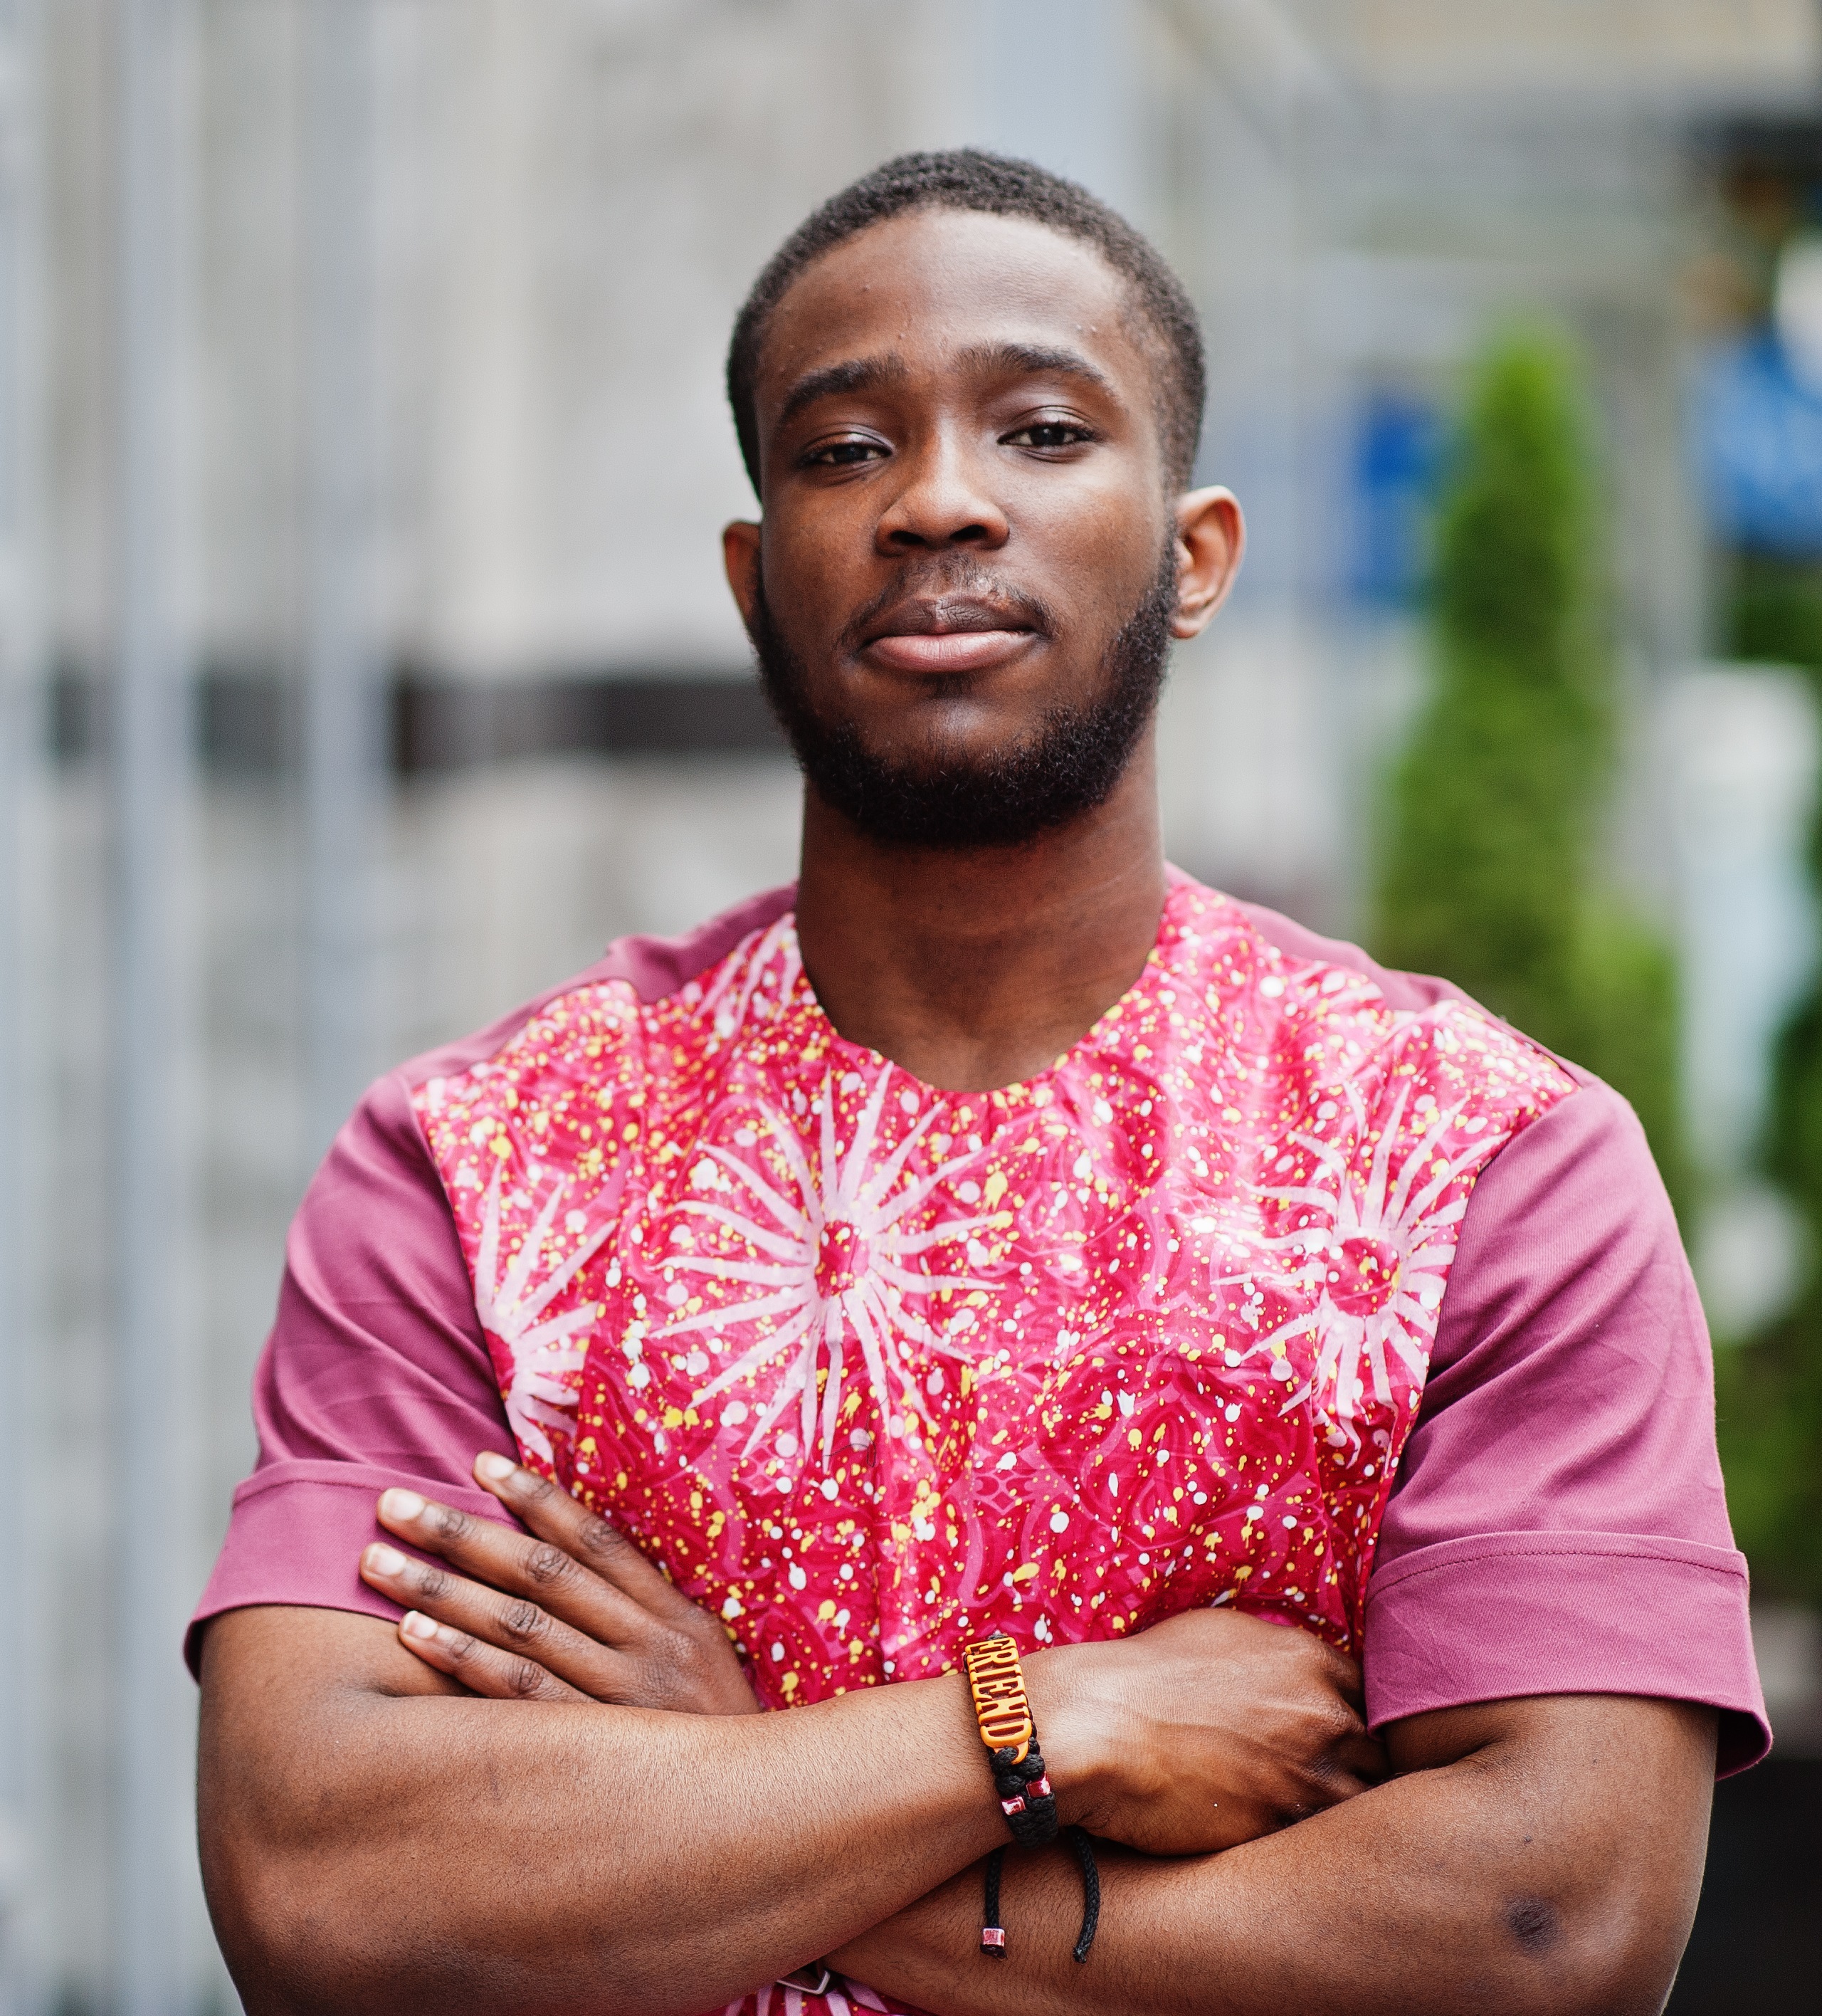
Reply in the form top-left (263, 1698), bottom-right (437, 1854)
top-left (200, 1753), bottom-right (412, 2016)
top-left (197, 1643), bottom-right (444, 2014)
top-left (207, 1834), bottom-right (467, 2016)
top-left (201, 1822), bottom-right (366, 2016)
top-left (1492, 1885), bottom-right (1698, 2016)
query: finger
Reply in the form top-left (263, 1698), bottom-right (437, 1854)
top-left (473, 1455), bottom-right (708, 1628)
top-left (361, 1541), bottom-right (640, 1699)
top-left (1292, 1728), bottom-right (1389, 1809)
top-left (394, 1607), bottom-right (588, 1702)
top-left (1321, 1650), bottom-right (1367, 1714)
top-left (374, 1486), bottom-right (656, 1647)
top-left (1297, 1691), bottom-right (1384, 1794)
top-left (1333, 1728), bottom-right (1390, 1786)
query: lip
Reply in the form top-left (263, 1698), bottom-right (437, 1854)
top-left (865, 629), bottom-right (1036, 674)
top-left (860, 596), bottom-right (1041, 677)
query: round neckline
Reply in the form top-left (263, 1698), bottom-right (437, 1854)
top-left (773, 881), bottom-right (1204, 1104)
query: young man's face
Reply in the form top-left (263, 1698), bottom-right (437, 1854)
top-left (723, 209), bottom-right (1238, 847)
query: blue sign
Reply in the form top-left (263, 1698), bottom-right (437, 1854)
top-left (1350, 389), bottom-right (1446, 605)
top-left (1696, 331), bottom-right (1822, 556)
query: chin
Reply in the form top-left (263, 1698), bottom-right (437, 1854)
top-left (863, 718), bottom-right (1043, 776)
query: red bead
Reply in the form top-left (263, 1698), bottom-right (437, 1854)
top-left (1000, 1795), bottom-right (1026, 1816)
top-left (1031, 1775), bottom-right (1052, 1798)
top-left (981, 1928), bottom-right (1007, 1953)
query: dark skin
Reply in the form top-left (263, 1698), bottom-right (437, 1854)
top-left (727, 212), bottom-right (1240, 1091)
top-left (198, 209), bottom-right (1717, 2016)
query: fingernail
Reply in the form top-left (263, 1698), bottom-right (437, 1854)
top-left (364, 1543), bottom-right (406, 1575)
top-left (475, 1452), bottom-right (516, 1484)
top-left (399, 1610), bottom-right (438, 1641)
top-left (379, 1489), bottom-right (426, 1522)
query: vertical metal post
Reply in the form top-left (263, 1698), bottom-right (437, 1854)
top-left (0, 3), bottom-right (43, 2012)
top-left (303, 0), bottom-right (380, 1161)
top-left (111, 3), bottom-right (190, 2013)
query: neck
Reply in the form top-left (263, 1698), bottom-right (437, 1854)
top-left (793, 734), bottom-right (1168, 1091)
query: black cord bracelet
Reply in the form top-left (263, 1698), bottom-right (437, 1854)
top-left (989, 1738), bottom-right (1058, 1847)
top-left (981, 1847), bottom-right (1007, 1956)
top-left (1065, 1825), bottom-right (1101, 1963)
top-left (962, 1632), bottom-right (1100, 1964)
top-left (980, 1827), bottom-right (1100, 1964)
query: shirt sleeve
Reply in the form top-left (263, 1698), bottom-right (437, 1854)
top-left (184, 1069), bottom-right (520, 1675)
top-left (1366, 1073), bottom-right (1770, 1773)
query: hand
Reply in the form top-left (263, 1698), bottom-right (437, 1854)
top-left (358, 1454), bottom-right (762, 1715)
top-left (1031, 1607), bottom-right (1386, 1856)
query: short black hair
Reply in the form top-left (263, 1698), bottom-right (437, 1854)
top-left (727, 148), bottom-right (1206, 496)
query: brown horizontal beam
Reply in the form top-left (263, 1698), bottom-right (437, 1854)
top-left (46, 664), bottom-right (788, 775)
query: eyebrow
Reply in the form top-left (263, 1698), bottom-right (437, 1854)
top-left (773, 340), bottom-right (1122, 435)
top-left (954, 340), bottom-right (1120, 401)
top-left (775, 355), bottom-right (910, 431)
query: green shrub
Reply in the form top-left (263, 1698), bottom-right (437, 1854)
top-left (1719, 557), bottom-right (1822, 1599)
top-left (1373, 332), bottom-right (1690, 1217)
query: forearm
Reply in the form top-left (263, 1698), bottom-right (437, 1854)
top-left (836, 1802), bottom-right (1557, 2016)
top-left (203, 1549), bottom-right (1386, 2016)
top-left (201, 1608), bottom-right (1006, 2016)
top-left (831, 1697), bottom-right (1717, 2016)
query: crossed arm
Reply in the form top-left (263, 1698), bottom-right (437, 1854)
top-left (198, 1460), bottom-right (1717, 2016)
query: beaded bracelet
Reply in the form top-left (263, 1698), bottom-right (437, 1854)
top-left (961, 1630), bottom-right (1100, 1963)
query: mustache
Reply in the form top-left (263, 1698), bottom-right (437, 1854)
top-left (835, 559), bottom-right (1058, 658)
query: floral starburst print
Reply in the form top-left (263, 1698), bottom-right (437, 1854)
top-left (697, 912), bottom-right (801, 1046)
top-left (1245, 1064), bottom-right (1504, 1450)
top-left (473, 1165), bottom-right (615, 1466)
top-left (658, 1065), bottom-right (1001, 1466)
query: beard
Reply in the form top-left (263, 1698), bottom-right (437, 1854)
top-left (749, 547), bottom-right (1177, 850)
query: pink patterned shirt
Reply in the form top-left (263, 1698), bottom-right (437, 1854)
top-left (191, 877), bottom-right (1767, 2016)
top-left (415, 876), bottom-right (1573, 1693)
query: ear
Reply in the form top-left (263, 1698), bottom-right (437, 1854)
top-left (722, 520), bottom-right (763, 636)
top-left (1169, 487), bottom-right (1245, 640)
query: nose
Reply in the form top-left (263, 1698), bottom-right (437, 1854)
top-left (874, 428), bottom-right (1010, 555)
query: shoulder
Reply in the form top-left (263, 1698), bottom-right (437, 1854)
top-left (1236, 893), bottom-right (1565, 1098)
top-left (403, 883), bottom-right (796, 1194)
top-left (1223, 886), bottom-right (1651, 1228)
top-left (1226, 892), bottom-right (1468, 1018)
top-left (1167, 876), bottom-right (1577, 1153)
top-left (1208, 885), bottom-right (1700, 1481)
top-left (394, 881), bottom-right (797, 1098)
top-left (1433, 1064), bottom-right (1679, 1373)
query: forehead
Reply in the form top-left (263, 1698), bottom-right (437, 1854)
top-left (756, 209), bottom-right (1154, 413)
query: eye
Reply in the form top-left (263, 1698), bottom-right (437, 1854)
top-left (1002, 419), bottom-right (1097, 451)
top-left (804, 436), bottom-right (889, 468)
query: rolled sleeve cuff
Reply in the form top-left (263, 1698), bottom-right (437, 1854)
top-left (185, 1459), bottom-right (521, 1678)
top-left (1362, 1529), bottom-right (1771, 1775)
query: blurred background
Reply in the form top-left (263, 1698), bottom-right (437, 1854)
top-left (1, 2), bottom-right (1820, 2011)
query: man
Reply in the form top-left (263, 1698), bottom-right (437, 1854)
top-left (194, 152), bottom-right (1764, 2016)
